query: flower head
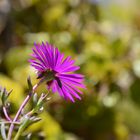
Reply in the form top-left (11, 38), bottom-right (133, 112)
top-left (29, 42), bottom-right (85, 102)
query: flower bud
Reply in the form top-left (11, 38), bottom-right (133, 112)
top-left (0, 86), bottom-right (12, 105)
top-left (32, 93), bottom-right (47, 114)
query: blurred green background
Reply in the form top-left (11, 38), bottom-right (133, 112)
top-left (0, 0), bottom-right (140, 139)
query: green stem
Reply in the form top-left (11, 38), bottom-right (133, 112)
top-left (13, 128), bottom-right (22, 140)
top-left (7, 83), bottom-right (39, 140)
top-left (14, 117), bottom-right (29, 140)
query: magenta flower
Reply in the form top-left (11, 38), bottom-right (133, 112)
top-left (29, 42), bottom-right (85, 102)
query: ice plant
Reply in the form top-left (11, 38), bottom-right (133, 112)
top-left (29, 42), bottom-right (85, 102)
top-left (0, 42), bottom-right (85, 140)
